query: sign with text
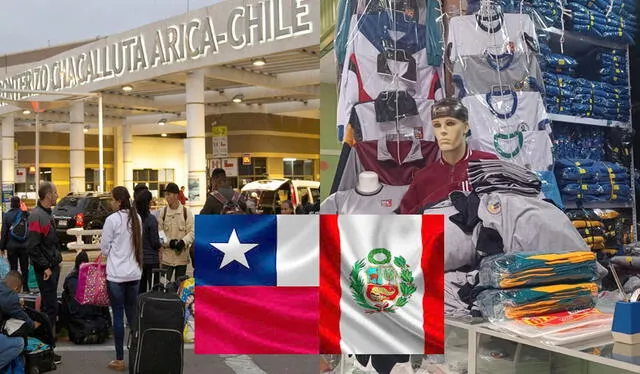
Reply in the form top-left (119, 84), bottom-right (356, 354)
top-left (211, 158), bottom-right (239, 177)
top-left (0, 0), bottom-right (317, 103)
top-left (15, 168), bottom-right (26, 184)
top-left (212, 126), bottom-right (228, 158)
top-left (242, 153), bottom-right (252, 166)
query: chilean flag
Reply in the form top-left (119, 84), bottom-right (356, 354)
top-left (195, 215), bottom-right (319, 354)
top-left (320, 215), bottom-right (444, 354)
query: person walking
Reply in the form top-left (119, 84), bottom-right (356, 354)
top-left (200, 168), bottom-right (247, 214)
top-left (135, 190), bottom-right (161, 293)
top-left (26, 182), bottom-right (62, 365)
top-left (0, 196), bottom-right (30, 291)
top-left (178, 186), bottom-right (188, 206)
top-left (157, 183), bottom-right (194, 282)
top-left (100, 186), bottom-right (143, 371)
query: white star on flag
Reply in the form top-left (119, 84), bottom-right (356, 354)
top-left (210, 229), bottom-right (259, 269)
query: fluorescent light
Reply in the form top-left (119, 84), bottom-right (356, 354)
top-left (252, 57), bottom-right (266, 66)
top-left (22, 109), bottom-right (31, 115)
top-left (157, 119), bottom-right (167, 126)
top-left (121, 85), bottom-right (133, 92)
top-left (232, 94), bottom-right (244, 103)
top-left (283, 158), bottom-right (297, 162)
top-left (83, 126), bottom-right (89, 134)
top-left (161, 133), bottom-right (167, 137)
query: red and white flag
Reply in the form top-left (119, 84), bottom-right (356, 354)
top-left (320, 215), bottom-right (444, 354)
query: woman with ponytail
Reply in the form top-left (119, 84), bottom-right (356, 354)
top-left (100, 186), bottom-right (142, 371)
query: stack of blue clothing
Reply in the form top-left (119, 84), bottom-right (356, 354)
top-left (553, 123), bottom-right (606, 161)
top-left (598, 49), bottom-right (629, 86)
top-left (555, 159), bottom-right (632, 202)
top-left (567, 0), bottom-right (637, 45)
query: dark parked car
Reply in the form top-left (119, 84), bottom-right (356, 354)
top-left (52, 192), bottom-right (113, 250)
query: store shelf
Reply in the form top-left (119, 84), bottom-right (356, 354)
top-left (543, 27), bottom-right (627, 50)
top-left (564, 201), bottom-right (634, 209)
top-left (548, 113), bottom-right (630, 128)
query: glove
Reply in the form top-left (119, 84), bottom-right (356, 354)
top-left (169, 239), bottom-right (179, 249)
top-left (176, 240), bottom-right (186, 252)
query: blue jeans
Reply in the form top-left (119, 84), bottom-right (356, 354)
top-left (0, 335), bottom-right (23, 370)
top-left (107, 280), bottom-right (139, 360)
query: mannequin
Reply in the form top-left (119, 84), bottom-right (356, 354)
top-left (356, 171), bottom-right (382, 194)
top-left (398, 98), bottom-right (498, 214)
top-left (320, 171), bottom-right (409, 214)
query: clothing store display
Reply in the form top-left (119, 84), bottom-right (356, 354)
top-left (400, 148), bottom-right (497, 214)
top-left (478, 251), bottom-right (598, 289)
top-left (321, 184), bottom-right (409, 214)
top-left (444, 270), bottom-right (481, 318)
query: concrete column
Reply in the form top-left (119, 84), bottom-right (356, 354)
top-left (114, 125), bottom-right (124, 187)
top-left (186, 70), bottom-right (207, 210)
top-left (69, 102), bottom-right (85, 193)
top-left (2, 115), bottom-right (15, 214)
top-left (123, 124), bottom-right (133, 191)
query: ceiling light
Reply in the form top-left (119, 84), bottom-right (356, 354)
top-left (283, 158), bottom-right (297, 162)
top-left (157, 119), bottom-right (167, 126)
top-left (22, 109), bottom-right (31, 115)
top-left (252, 57), bottom-right (266, 66)
top-left (161, 133), bottom-right (167, 137)
top-left (121, 85), bottom-right (134, 92)
top-left (232, 94), bottom-right (244, 103)
top-left (83, 126), bottom-right (89, 134)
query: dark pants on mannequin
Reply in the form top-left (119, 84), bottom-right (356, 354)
top-left (355, 355), bottom-right (410, 374)
top-left (35, 265), bottom-right (61, 337)
top-left (139, 263), bottom-right (159, 293)
top-left (161, 264), bottom-right (187, 283)
top-left (7, 249), bottom-right (29, 292)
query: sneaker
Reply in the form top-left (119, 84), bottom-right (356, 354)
top-left (54, 353), bottom-right (62, 365)
top-left (107, 360), bottom-right (126, 372)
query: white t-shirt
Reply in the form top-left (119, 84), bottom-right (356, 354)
top-left (100, 210), bottom-right (143, 283)
top-left (320, 184), bottom-right (409, 214)
top-left (448, 13), bottom-right (538, 62)
top-left (469, 130), bottom-right (554, 171)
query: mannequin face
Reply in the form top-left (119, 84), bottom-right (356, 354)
top-left (432, 116), bottom-right (469, 152)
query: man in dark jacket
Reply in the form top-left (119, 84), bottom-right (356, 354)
top-left (200, 168), bottom-right (247, 215)
top-left (0, 197), bottom-right (29, 291)
top-left (26, 182), bottom-right (62, 364)
top-left (0, 271), bottom-right (36, 370)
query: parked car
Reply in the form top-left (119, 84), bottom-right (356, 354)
top-left (52, 192), bottom-right (114, 250)
top-left (240, 179), bottom-right (320, 214)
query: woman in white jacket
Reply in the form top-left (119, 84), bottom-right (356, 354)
top-left (100, 186), bottom-right (142, 371)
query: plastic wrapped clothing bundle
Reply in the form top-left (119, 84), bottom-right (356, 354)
top-left (477, 283), bottom-right (599, 320)
top-left (478, 251), bottom-right (598, 289)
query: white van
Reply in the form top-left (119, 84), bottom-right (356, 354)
top-left (241, 179), bottom-right (320, 214)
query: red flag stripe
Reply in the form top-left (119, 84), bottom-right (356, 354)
top-left (422, 214), bottom-right (445, 354)
top-left (319, 215), bottom-right (341, 354)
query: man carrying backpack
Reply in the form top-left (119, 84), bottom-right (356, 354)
top-left (200, 168), bottom-right (248, 215)
top-left (0, 197), bottom-right (30, 292)
top-left (158, 183), bottom-right (194, 282)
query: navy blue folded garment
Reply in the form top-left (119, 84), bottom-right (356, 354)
top-left (556, 159), bottom-right (596, 168)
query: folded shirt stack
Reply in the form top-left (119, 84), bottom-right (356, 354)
top-left (479, 251), bottom-right (598, 289)
top-left (555, 159), bottom-right (632, 203)
top-left (567, 0), bottom-right (637, 45)
top-left (468, 159), bottom-right (541, 197)
top-left (553, 123), bottom-right (606, 161)
top-left (477, 282), bottom-right (598, 320)
top-left (567, 209), bottom-right (608, 251)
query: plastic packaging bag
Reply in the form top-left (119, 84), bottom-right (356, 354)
top-left (0, 256), bottom-right (9, 280)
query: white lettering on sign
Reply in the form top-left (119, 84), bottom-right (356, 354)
top-left (0, 0), bottom-right (313, 101)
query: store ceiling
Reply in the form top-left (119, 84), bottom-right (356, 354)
top-left (8, 46), bottom-right (320, 135)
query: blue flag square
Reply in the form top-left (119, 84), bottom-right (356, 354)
top-left (195, 215), bottom-right (277, 286)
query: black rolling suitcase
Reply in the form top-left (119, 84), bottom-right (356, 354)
top-left (128, 269), bottom-right (185, 374)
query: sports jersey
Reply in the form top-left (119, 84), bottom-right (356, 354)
top-left (448, 13), bottom-right (538, 61)
top-left (468, 130), bottom-right (553, 171)
top-left (337, 11), bottom-right (442, 141)
top-left (399, 148), bottom-right (498, 214)
top-left (336, 139), bottom-right (440, 191)
top-left (320, 184), bottom-right (409, 215)
top-left (452, 51), bottom-right (543, 96)
top-left (349, 93), bottom-right (435, 142)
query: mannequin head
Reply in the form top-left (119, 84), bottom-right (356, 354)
top-left (431, 98), bottom-right (470, 164)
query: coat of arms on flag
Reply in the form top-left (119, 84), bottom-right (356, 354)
top-left (194, 215), bottom-right (319, 354)
top-left (320, 215), bottom-right (444, 355)
top-left (350, 248), bottom-right (416, 313)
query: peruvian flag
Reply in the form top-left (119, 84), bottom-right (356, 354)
top-left (320, 215), bottom-right (444, 354)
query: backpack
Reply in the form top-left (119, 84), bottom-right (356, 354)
top-left (212, 191), bottom-right (245, 215)
top-left (9, 211), bottom-right (28, 242)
